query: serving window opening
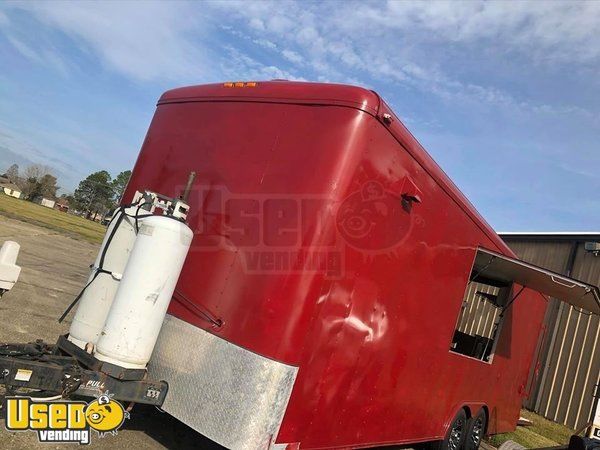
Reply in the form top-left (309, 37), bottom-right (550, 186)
top-left (450, 269), bottom-right (512, 363)
top-left (450, 245), bottom-right (600, 362)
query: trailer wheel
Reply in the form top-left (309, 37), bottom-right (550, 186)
top-left (437, 409), bottom-right (468, 450)
top-left (464, 409), bottom-right (487, 450)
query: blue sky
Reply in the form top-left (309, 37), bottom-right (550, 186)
top-left (0, 1), bottom-right (599, 231)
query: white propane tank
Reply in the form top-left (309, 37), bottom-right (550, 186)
top-left (68, 208), bottom-right (137, 349)
top-left (94, 215), bottom-right (193, 369)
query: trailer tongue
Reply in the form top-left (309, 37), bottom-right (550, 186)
top-left (0, 338), bottom-right (168, 405)
top-left (0, 186), bottom-right (193, 409)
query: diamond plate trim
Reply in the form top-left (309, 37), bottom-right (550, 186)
top-left (148, 315), bottom-right (298, 450)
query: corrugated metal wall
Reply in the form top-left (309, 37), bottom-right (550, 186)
top-left (458, 281), bottom-right (501, 340)
top-left (503, 238), bottom-right (600, 430)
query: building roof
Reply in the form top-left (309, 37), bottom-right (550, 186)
top-left (500, 232), bottom-right (600, 241)
top-left (0, 180), bottom-right (21, 192)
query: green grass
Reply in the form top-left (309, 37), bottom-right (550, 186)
top-left (0, 194), bottom-right (105, 243)
top-left (487, 410), bottom-right (575, 448)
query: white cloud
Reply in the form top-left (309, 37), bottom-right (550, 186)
top-left (248, 17), bottom-right (265, 31)
top-left (2, 1), bottom-right (600, 121)
top-left (281, 49), bottom-right (303, 65)
top-left (6, 1), bottom-right (210, 82)
top-left (253, 38), bottom-right (277, 50)
top-left (6, 34), bottom-right (42, 63)
top-left (4, 33), bottom-right (69, 75)
top-left (0, 9), bottom-right (8, 27)
top-left (220, 45), bottom-right (305, 81)
top-left (356, 1), bottom-right (600, 64)
top-left (209, 1), bottom-right (600, 121)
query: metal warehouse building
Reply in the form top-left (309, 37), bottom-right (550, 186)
top-left (500, 233), bottom-right (600, 430)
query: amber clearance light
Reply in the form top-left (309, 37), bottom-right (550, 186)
top-left (223, 81), bottom-right (258, 88)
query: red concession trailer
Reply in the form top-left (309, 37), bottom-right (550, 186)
top-left (117, 82), bottom-right (600, 450)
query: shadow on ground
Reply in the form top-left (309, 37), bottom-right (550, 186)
top-left (123, 404), bottom-right (225, 449)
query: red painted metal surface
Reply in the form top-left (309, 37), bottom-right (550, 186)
top-left (124, 81), bottom-right (547, 449)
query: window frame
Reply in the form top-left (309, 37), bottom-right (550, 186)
top-left (449, 252), bottom-right (514, 364)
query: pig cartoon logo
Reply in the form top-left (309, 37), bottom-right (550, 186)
top-left (85, 393), bottom-right (128, 436)
top-left (336, 181), bottom-right (413, 252)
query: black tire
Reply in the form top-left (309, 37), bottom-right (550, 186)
top-left (464, 408), bottom-right (487, 450)
top-left (433, 408), bottom-right (468, 450)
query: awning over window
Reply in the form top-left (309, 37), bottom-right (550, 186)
top-left (474, 248), bottom-right (600, 315)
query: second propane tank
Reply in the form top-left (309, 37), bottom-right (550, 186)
top-left (68, 208), bottom-right (137, 349)
top-left (94, 215), bottom-right (193, 369)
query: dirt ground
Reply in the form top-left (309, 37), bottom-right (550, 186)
top-left (0, 215), bottom-right (222, 449)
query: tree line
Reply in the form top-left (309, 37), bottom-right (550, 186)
top-left (2, 163), bottom-right (131, 219)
